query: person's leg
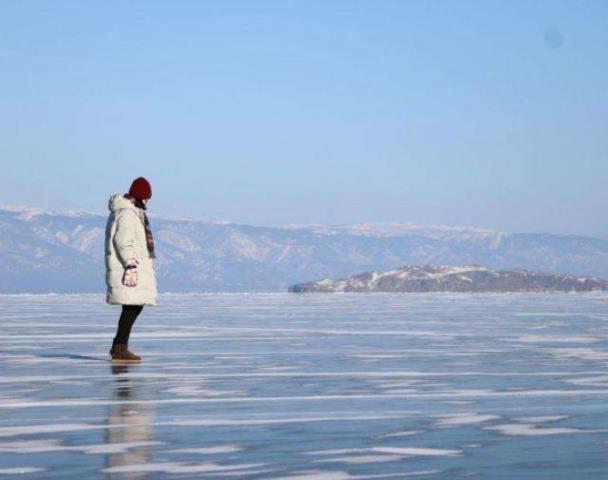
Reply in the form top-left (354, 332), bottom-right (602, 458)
top-left (112, 305), bottom-right (144, 349)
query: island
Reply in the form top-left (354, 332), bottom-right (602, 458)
top-left (288, 265), bottom-right (608, 293)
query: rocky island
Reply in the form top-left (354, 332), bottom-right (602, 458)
top-left (289, 265), bottom-right (608, 293)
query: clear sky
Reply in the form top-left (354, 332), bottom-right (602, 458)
top-left (1, 1), bottom-right (607, 237)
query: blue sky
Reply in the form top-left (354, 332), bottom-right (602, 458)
top-left (1, 1), bottom-right (607, 236)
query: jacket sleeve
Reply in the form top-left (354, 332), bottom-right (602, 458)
top-left (113, 210), bottom-right (139, 267)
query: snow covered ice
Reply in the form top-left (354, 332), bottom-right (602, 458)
top-left (1, 293), bottom-right (608, 479)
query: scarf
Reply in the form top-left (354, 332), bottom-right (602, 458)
top-left (142, 211), bottom-right (156, 259)
top-left (128, 195), bottom-right (156, 259)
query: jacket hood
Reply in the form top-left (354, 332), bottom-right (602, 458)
top-left (108, 193), bottom-right (137, 213)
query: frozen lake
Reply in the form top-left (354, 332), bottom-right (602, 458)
top-left (1, 293), bottom-right (608, 479)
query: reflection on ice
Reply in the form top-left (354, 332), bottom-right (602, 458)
top-left (105, 364), bottom-right (156, 479)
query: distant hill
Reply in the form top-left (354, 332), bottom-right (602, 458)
top-left (289, 265), bottom-right (608, 293)
top-left (2, 205), bottom-right (608, 293)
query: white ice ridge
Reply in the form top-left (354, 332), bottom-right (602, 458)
top-left (277, 469), bottom-right (442, 479)
top-left (2, 389), bottom-right (608, 411)
top-left (434, 413), bottom-right (500, 426)
top-left (2, 370), bottom-right (602, 384)
top-left (484, 424), bottom-right (583, 436)
top-left (314, 454), bottom-right (405, 464)
top-left (102, 462), bottom-right (267, 475)
top-left (3, 328), bottom-right (470, 339)
top-left (517, 334), bottom-right (600, 344)
top-left (0, 467), bottom-right (47, 475)
top-left (307, 447), bottom-right (462, 457)
top-left (169, 445), bottom-right (243, 454)
top-left (513, 416), bottom-right (569, 423)
top-left (0, 414), bottom-right (410, 438)
top-left (273, 472), bottom-right (354, 480)
top-left (373, 447), bottom-right (462, 457)
top-left (376, 430), bottom-right (423, 438)
top-left (0, 439), bottom-right (162, 454)
top-left (544, 348), bottom-right (608, 361)
top-left (566, 375), bottom-right (608, 387)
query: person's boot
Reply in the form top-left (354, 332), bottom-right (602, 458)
top-left (111, 344), bottom-right (142, 363)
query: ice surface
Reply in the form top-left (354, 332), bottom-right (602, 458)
top-left (1, 292), bottom-right (608, 478)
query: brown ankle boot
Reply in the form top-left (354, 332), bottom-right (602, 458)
top-left (111, 344), bottom-right (142, 363)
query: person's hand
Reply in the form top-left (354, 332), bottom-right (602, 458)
top-left (123, 259), bottom-right (138, 287)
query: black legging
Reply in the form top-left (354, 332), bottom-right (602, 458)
top-left (113, 305), bottom-right (144, 347)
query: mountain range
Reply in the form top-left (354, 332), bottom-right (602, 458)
top-left (2, 205), bottom-right (608, 293)
top-left (289, 265), bottom-right (608, 293)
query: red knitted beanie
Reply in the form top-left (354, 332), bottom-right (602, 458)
top-left (128, 177), bottom-right (152, 200)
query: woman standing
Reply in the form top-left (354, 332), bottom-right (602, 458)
top-left (105, 177), bottom-right (158, 362)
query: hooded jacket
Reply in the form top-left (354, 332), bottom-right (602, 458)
top-left (105, 194), bottom-right (158, 306)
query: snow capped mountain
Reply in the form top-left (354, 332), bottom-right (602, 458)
top-left (284, 222), bottom-right (501, 241)
top-left (289, 265), bottom-right (608, 293)
top-left (1, 205), bottom-right (608, 293)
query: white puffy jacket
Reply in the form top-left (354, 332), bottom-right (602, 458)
top-left (105, 194), bottom-right (158, 306)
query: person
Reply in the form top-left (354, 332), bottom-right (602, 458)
top-left (105, 177), bottom-right (158, 362)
